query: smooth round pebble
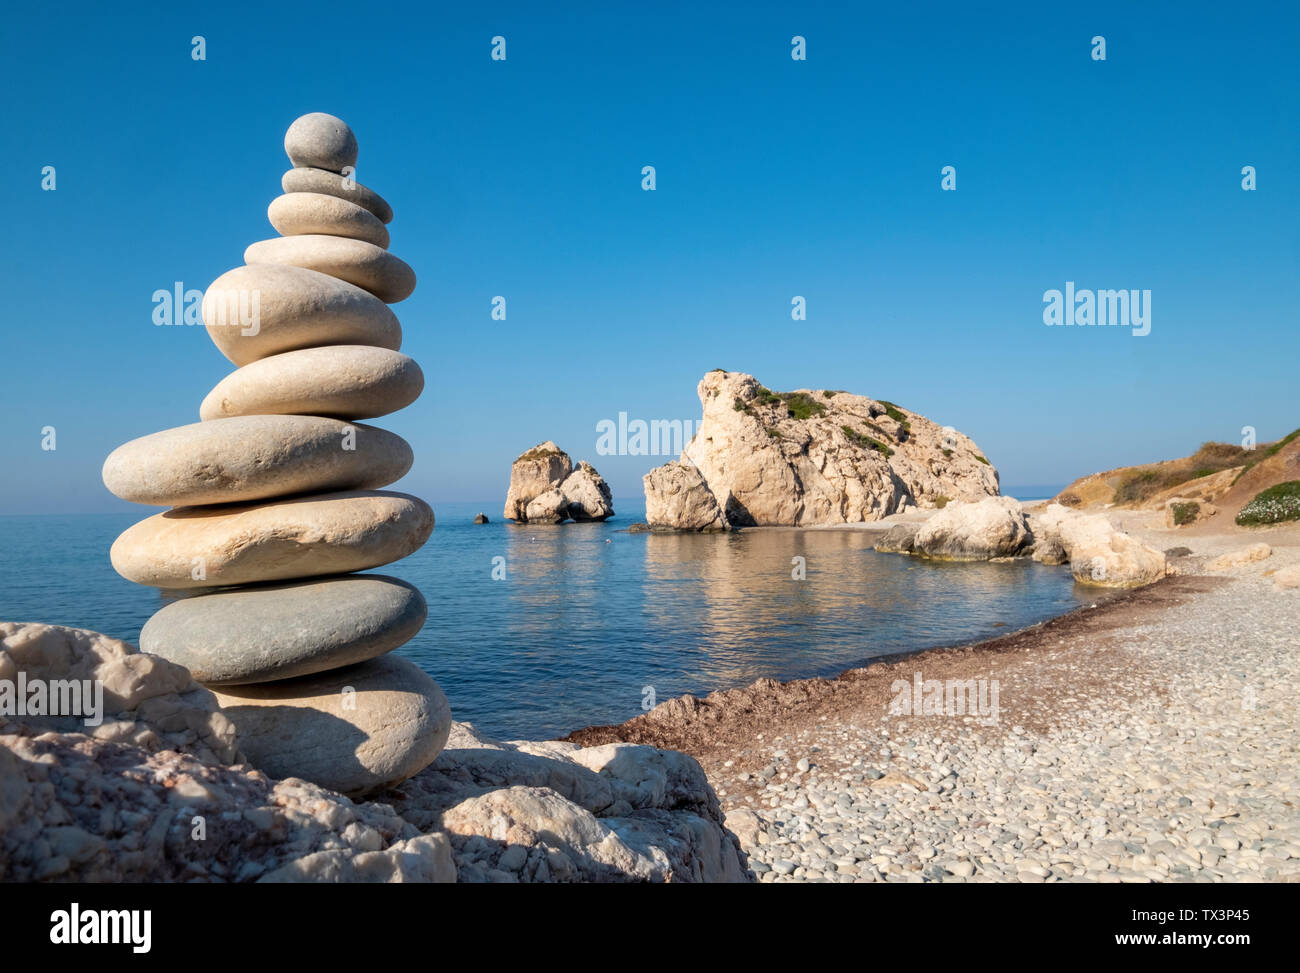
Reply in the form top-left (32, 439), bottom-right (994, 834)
top-left (245, 235), bottom-right (415, 303)
top-left (268, 192), bottom-right (389, 248)
top-left (199, 346), bottom-right (423, 421)
top-left (141, 574), bottom-right (426, 685)
top-left (283, 112), bottom-right (358, 173)
top-left (282, 167), bottom-right (393, 224)
top-left (212, 654), bottom-right (451, 797)
top-left (102, 415), bottom-right (412, 506)
top-left (203, 263), bottom-right (401, 366)
top-left (109, 490), bottom-right (434, 589)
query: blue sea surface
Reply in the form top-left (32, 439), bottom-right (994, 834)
top-left (0, 501), bottom-right (1090, 740)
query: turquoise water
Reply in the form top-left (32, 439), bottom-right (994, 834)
top-left (0, 502), bottom-right (1090, 739)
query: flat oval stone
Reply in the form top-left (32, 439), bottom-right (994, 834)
top-left (110, 490), bottom-right (434, 589)
top-left (140, 574), bottom-right (426, 686)
top-left (102, 415), bottom-right (412, 506)
top-left (199, 346), bottom-right (424, 421)
top-left (203, 263), bottom-right (401, 366)
top-left (282, 167), bottom-right (393, 224)
top-left (245, 236), bottom-right (415, 303)
top-left (212, 654), bottom-right (451, 797)
top-left (284, 112), bottom-right (358, 173)
top-left (268, 192), bottom-right (389, 248)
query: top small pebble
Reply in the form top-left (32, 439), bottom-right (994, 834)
top-left (284, 112), bottom-right (358, 173)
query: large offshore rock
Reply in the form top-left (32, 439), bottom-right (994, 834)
top-left (643, 461), bottom-right (728, 532)
top-left (561, 461), bottom-right (614, 522)
top-left (643, 370), bottom-right (1000, 527)
top-left (503, 442), bottom-right (573, 522)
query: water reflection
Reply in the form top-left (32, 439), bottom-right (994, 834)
top-left (0, 509), bottom-right (1093, 741)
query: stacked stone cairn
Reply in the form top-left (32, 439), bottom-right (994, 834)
top-left (103, 113), bottom-right (450, 797)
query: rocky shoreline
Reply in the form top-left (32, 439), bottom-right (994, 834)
top-left (0, 623), bottom-right (746, 883)
top-left (571, 515), bottom-right (1300, 882)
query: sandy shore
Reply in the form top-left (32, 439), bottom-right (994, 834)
top-left (571, 512), bottom-right (1300, 882)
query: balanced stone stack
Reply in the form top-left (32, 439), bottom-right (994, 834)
top-left (103, 113), bottom-right (450, 798)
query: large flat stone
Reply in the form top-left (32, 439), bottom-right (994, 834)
top-left (203, 263), bottom-right (401, 366)
top-left (140, 575), bottom-right (427, 686)
top-left (212, 654), bottom-right (451, 797)
top-left (199, 346), bottom-right (423, 421)
top-left (102, 415), bottom-right (412, 507)
top-left (245, 236), bottom-right (415, 303)
top-left (110, 490), bottom-right (434, 589)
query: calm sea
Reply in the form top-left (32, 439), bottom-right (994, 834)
top-left (0, 496), bottom-right (1086, 740)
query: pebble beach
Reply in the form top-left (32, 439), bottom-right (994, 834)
top-left (575, 512), bottom-right (1300, 883)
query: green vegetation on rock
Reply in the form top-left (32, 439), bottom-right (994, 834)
top-left (782, 392), bottom-right (827, 420)
top-left (1235, 481), bottom-right (1300, 526)
top-left (841, 424), bottom-right (893, 457)
top-left (1171, 501), bottom-right (1200, 526)
top-left (877, 400), bottom-right (911, 432)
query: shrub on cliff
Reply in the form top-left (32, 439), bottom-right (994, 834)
top-left (1235, 481), bottom-right (1300, 526)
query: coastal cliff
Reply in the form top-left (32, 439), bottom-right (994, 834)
top-left (643, 370), bottom-right (999, 528)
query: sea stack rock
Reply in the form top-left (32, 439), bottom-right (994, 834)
top-left (104, 112), bottom-right (448, 798)
top-left (643, 370), bottom-right (1000, 527)
top-left (503, 442), bottom-right (613, 524)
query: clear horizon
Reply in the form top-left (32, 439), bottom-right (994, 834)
top-left (2, 1), bottom-right (1297, 515)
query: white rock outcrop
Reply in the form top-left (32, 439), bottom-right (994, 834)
top-left (1030, 504), bottom-right (1168, 588)
top-left (644, 371), bottom-right (999, 528)
top-left (387, 722), bottom-right (750, 883)
top-left (1, 623), bottom-right (743, 883)
top-left (642, 461), bottom-right (729, 532)
top-left (911, 497), bottom-right (1032, 560)
top-left (504, 443), bottom-right (614, 524)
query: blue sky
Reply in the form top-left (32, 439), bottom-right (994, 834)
top-left (2, 0), bottom-right (1296, 514)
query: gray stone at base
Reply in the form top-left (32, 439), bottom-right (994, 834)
top-left (140, 574), bottom-right (427, 685)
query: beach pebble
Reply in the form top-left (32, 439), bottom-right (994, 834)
top-left (282, 167), bottom-right (394, 224)
top-left (203, 263), bottom-right (401, 367)
top-left (199, 346), bottom-right (424, 421)
top-left (212, 654), bottom-right (451, 797)
top-left (284, 112), bottom-right (358, 173)
top-left (102, 415), bottom-right (412, 507)
top-left (109, 490), bottom-right (434, 589)
top-left (140, 575), bottom-right (427, 685)
top-left (268, 192), bottom-right (389, 248)
top-left (245, 235), bottom-right (415, 303)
